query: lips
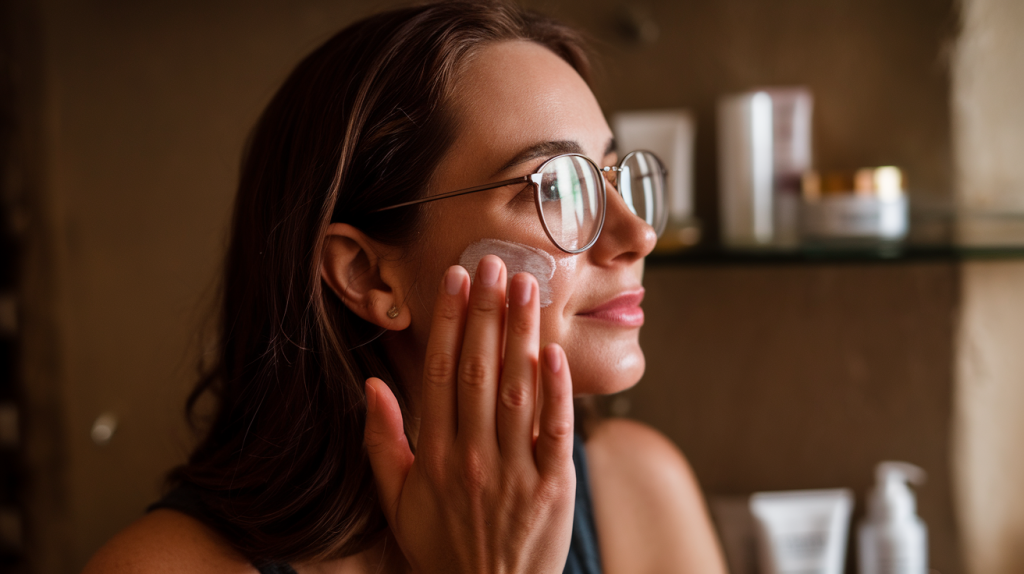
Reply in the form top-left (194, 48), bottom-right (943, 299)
top-left (577, 289), bottom-right (645, 327)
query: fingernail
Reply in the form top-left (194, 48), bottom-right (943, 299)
top-left (477, 255), bottom-right (500, 287)
top-left (545, 345), bottom-right (562, 373)
top-left (444, 266), bottom-right (463, 295)
top-left (511, 274), bottom-right (533, 306)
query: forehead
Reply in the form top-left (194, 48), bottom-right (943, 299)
top-left (442, 40), bottom-right (611, 178)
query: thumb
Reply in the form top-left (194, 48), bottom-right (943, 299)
top-left (364, 377), bottom-right (414, 521)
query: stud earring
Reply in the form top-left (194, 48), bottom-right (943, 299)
top-left (387, 305), bottom-right (400, 319)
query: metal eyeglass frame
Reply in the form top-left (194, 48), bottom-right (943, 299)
top-left (371, 150), bottom-right (667, 254)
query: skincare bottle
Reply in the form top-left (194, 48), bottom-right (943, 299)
top-left (858, 462), bottom-right (928, 574)
top-left (717, 87), bottom-right (812, 250)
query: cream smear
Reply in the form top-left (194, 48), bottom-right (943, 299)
top-left (458, 238), bottom-right (556, 307)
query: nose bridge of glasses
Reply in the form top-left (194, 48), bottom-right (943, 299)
top-left (600, 165), bottom-right (622, 187)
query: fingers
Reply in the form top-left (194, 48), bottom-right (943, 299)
top-left (535, 344), bottom-right (575, 478)
top-left (417, 265), bottom-right (470, 454)
top-left (364, 377), bottom-right (414, 521)
top-left (496, 272), bottom-right (540, 460)
top-left (456, 255), bottom-right (506, 448)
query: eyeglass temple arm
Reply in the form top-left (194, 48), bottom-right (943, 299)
top-left (370, 175), bottom-right (534, 213)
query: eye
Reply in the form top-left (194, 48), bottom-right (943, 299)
top-left (537, 169), bottom-right (570, 202)
top-left (541, 180), bottom-right (562, 201)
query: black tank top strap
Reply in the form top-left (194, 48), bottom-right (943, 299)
top-left (563, 432), bottom-right (603, 574)
top-left (149, 434), bottom-right (601, 574)
top-left (250, 561), bottom-right (299, 574)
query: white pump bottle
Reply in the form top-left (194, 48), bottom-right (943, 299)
top-left (857, 461), bottom-right (928, 574)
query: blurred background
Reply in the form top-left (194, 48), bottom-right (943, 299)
top-left (0, 0), bottom-right (1022, 572)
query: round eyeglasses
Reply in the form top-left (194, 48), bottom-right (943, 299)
top-left (372, 150), bottom-right (668, 254)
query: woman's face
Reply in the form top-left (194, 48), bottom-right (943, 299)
top-left (394, 40), bottom-right (657, 398)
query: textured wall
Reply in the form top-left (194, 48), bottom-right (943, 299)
top-left (952, 0), bottom-right (1024, 572)
top-left (955, 262), bottom-right (1024, 574)
top-left (953, 0), bottom-right (1024, 212)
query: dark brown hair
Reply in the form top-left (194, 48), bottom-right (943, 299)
top-left (172, 0), bottom-right (591, 564)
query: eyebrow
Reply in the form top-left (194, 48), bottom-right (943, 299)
top-left (496, 137), bottom-right (618, 175)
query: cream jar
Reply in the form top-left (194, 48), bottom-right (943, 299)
top-left (801, 167), bottom-right (908, 244)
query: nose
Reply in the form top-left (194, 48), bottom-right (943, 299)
top-left (588, 177), bottom-right (658, 265)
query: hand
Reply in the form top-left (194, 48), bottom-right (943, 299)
top-left (363, 255), bottom-right (576, 574)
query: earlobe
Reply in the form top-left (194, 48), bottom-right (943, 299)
top-left (320, 223), bottom-right (410, 330)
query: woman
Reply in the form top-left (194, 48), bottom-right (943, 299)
top-left (84, 2), bottom-right (726, 573)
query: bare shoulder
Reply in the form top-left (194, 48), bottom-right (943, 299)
top-left (82, 509), bottom-right (256, 574)
top-left (585, 418), bottom-right (727, 574)
top-left (585, 418), bottom-right (703, 525)
top-left (586, 417), bottom-right (693, 482)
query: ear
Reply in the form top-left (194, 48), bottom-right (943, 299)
top-left (321, 223), bottom-right (411, 330)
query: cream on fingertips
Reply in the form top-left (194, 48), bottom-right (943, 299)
top-left (458, 239), bottom-right (556, 307)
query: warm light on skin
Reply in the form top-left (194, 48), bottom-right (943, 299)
top-left (383, 40), bottom-right (658, 418)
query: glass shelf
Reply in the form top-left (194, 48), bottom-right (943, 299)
top-left (648, 210), bottom-right (1024, 266)
top-left (647, 243), bottom-right (1024, 266)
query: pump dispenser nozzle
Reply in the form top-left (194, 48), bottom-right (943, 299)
top-left (869, 461), bottom-right (926, 522)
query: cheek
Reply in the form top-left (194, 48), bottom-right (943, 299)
top-left (538, 254), bottom-right (577, 340)
top-left (549, 255), bottom-right (578, 306)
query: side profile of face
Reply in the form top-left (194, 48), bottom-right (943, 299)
top-left (386, 40), bottom-right (658, 401)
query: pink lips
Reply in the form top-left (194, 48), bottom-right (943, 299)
top-left (578, 289), bottom-right (645, 327)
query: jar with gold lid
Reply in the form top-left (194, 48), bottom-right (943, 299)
top-left (800, 167), bottom-right (908, 245)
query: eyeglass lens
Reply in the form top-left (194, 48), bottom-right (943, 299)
top-left (537, 155), bottom-right (604, 252)
top-left (618, 151), bottom-right (668, 237)
top-left (535, 151), bottom-right (666, 252)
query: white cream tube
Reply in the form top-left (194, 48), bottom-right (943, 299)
top-left (750, 489), bottom-right (853, 574)
top-left (458, 239), bottom-right (556, 307)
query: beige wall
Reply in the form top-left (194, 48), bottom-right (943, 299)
top-left (952, 0), bottom-right (1024, 572)
top-left (18, 0), bottom-right (972, 573)
top-left (953, 0), bottom-right (1024, 213)
top-left (955, 262), bottom-right (1024, 574)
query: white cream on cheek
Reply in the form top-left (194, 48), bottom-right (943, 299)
top-left (458, 238), bottom-right (556, 307)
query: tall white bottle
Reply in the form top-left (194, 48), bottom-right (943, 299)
top-left (858, 462), bottom-right (928, 574)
